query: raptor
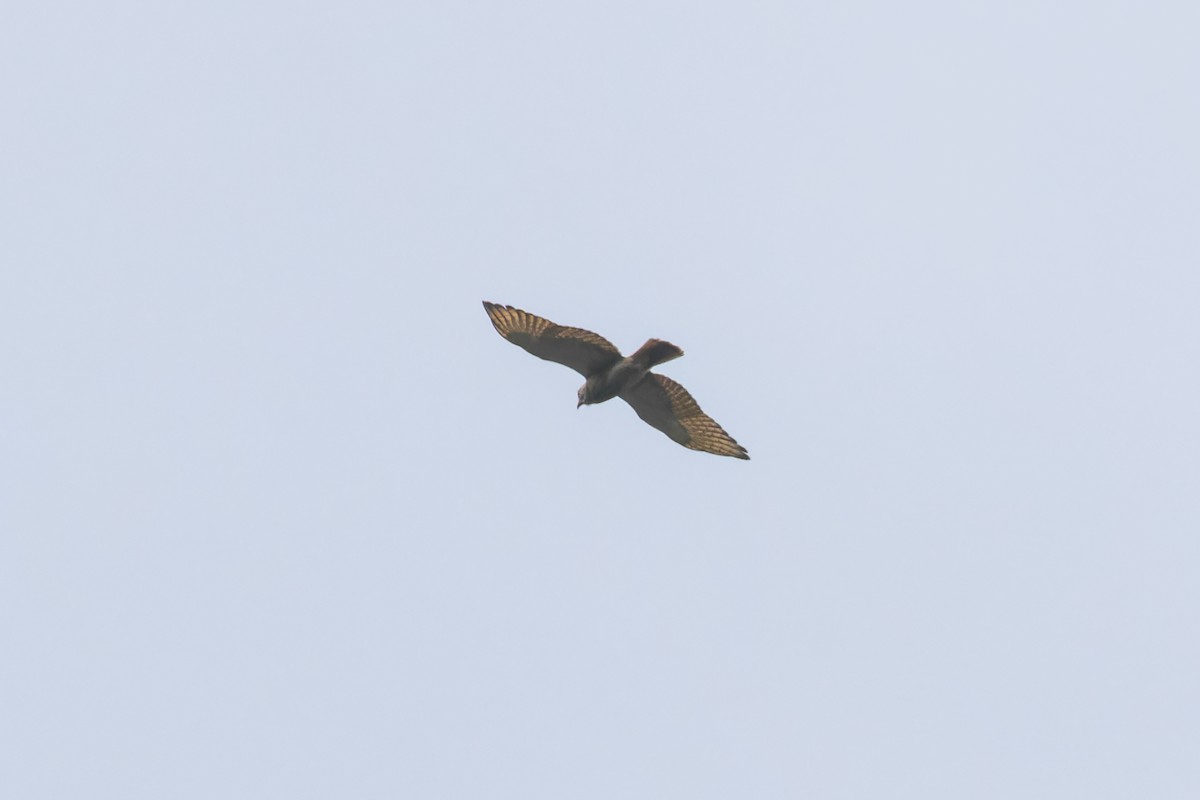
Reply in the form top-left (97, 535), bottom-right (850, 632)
top-left (483, 301), bottom-right (749, 459)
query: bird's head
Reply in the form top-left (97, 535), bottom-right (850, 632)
top-left (576, 384), bottom-right (589, 408)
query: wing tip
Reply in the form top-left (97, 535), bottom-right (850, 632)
top-left (712, 442), bottom-right (751, 460)
top-left (685, 440), bottom-right (750, 459)
top-left (483, 301), bottom-right (521, 336)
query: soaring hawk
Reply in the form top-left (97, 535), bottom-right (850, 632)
top-left (483, 301), bottom-right (749, 459)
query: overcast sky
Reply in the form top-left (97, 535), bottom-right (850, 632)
top-left (3, 2), bottom-right (1198, 798)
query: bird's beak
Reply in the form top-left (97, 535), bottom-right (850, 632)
top-left (576, 399), bottom-right (583, 409)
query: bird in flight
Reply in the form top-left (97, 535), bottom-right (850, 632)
top-left (483, 301), bottom-right (749, 459)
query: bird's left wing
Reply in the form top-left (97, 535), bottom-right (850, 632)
top-left (483, 302), bottom-right (623, 377)
top-left (620, 373), bottom-right (749, 459)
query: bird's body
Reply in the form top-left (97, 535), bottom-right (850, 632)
top-left (579, 339), bottom-right (682, 406)
top-left (483, 301), bottom-right (749, 459)
top-left (579, 361), bottom-right (641, 405)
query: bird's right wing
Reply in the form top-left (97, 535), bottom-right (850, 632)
top-left (483, 302), bottom-right (623, 377)
top-left (620, 373), bottom-right (749, 459)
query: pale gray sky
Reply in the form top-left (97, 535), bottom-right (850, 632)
top-left (3, 2), bottom-right (1198, 798)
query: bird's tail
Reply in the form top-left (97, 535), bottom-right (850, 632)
top-left (631, 338), bottom-right (684, 369)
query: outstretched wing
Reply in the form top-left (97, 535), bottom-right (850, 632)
top-left (620, 373), bottom-right (749, 459)
top-left (483, 302), bottom-right (623, 377)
